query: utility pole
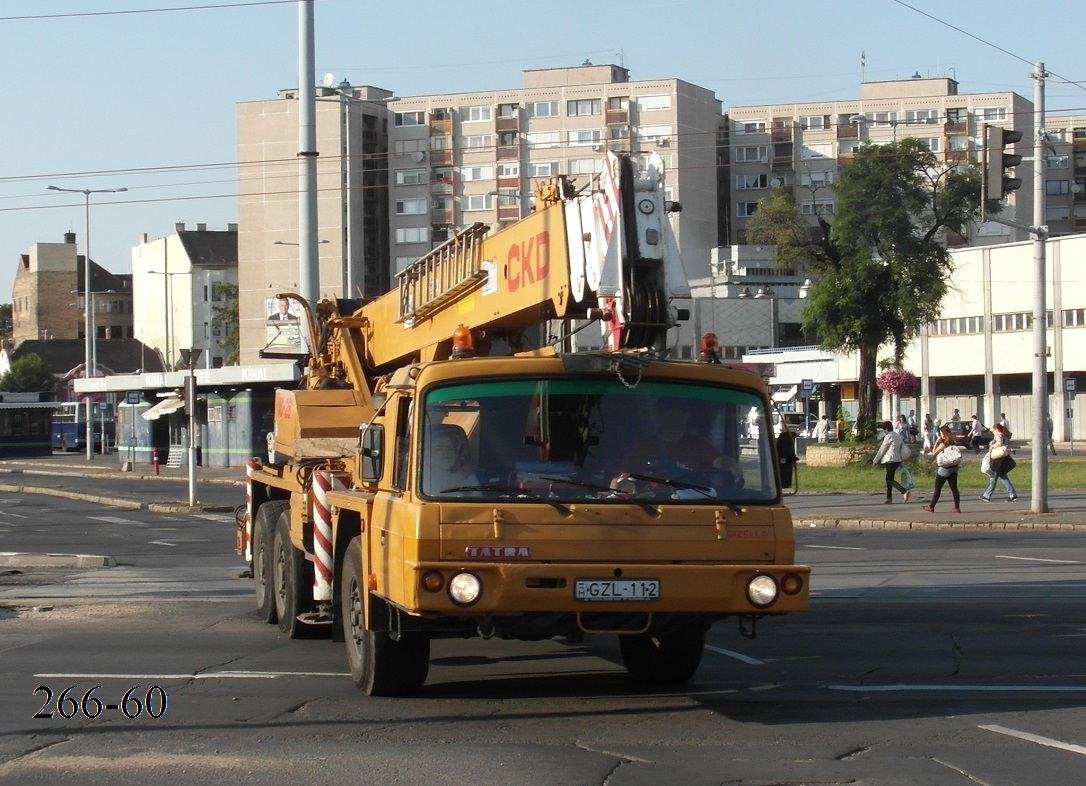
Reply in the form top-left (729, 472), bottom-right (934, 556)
top-left (1030, 62), bottom-right (1049, 514)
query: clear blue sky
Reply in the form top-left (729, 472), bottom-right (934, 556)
top-left (3, 0), bottom-right (1084, 301)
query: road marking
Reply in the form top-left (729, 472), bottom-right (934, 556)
top-left (0, 510), bottom-right (29, 519)
top-left (995, 555), bottom-right (1080, 564)
top-left (704, 645), bottom-right (764, 665)
top-left (832, 684), bottom-right (1086, 692)
top-left (90, 516), bottom-right (143, 525)
top-left (804, 544), bottom-right (865, 551)
top-left (149, 540), bottom-right (177, 547)
top-left (980, 724), bottom-right (1086, 756)
top-left (37, 670), bottom-right (350, 680)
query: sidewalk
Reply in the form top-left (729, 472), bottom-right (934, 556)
top-left (0, 453), bottom-right (243, 514)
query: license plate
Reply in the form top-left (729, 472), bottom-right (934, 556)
top-left (574, 579), bottom-right (659, 601)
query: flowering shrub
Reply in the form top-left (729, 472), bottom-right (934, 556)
top-left (876, 368), bottom-right (919, 396)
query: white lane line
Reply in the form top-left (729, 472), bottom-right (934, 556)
top-left (90, 516), bottom-right (144, 525)
top-left (149, 540), bottom-right (177, 547)
top-left (704, 645), bottom-right (764, 665)
top-left (995, 555), bottom-right (1080, 564)
top-left (832, 684), bottom-right (1086, 692)
top-left (980, 724), bottom-right (1086, 756)
top-left (36, 670), bottom-right (350, 680)
top-left (0, 510), bottom-right (29, 519)
top-left (804, 544), bottom-right (866, 551)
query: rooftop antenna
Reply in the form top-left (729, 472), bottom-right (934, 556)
top-left (616, 49), bottom-right (625, 68)
top-left (860, 50), bottom-right (866, 84)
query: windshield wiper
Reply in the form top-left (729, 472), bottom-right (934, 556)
top-left (439, 484), bottom-right (570, 515)
top-left (625, 473), bottom-right (715, 498)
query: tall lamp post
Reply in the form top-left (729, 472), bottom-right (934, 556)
top-left (47, 185), bottom-right (128, 461)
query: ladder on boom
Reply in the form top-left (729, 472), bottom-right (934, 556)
top-left (398, 223), bottom-right (490, 327)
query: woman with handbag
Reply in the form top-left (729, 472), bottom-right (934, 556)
top-left (922, 425), bottom-right (962, 513)
top-left (982, 423), bottom-right (1018, 502)
top-left (872, 420), bottom-right (910, 504)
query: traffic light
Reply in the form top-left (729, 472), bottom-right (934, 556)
top-left (985, 124), bottom-right (1024, 202)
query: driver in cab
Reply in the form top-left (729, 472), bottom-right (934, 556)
top-left (613, 408), bottom-right (742, 497)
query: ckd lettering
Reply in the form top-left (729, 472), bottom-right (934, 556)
top-left (507, 232), bottom-right (549, 292)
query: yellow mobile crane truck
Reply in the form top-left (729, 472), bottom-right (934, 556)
top-left (240, 153), bottom-right (808, 695)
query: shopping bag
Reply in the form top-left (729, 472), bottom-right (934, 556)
top-left (980, 454), bottom-right (992, 475)
top-left (898, 465), bottom-right (916, 491)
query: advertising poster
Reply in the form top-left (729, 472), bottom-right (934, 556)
top-left (264, 295), bottom-right (302, 352)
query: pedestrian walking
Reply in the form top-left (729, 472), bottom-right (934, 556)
top-left (872, 420), bottom-right (910, 504)
top-left (922, 424), bottom-right (962, 514)
top-left (1047, 414), bottom-right (1058, 456)
top-left (921, 413), bottom-right (934, 455)
top-left (981, 423), bottom-right (1018, 502)
top-left (968, 414), bottom-right (985, 453)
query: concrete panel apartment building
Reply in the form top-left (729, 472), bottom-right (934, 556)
top-left (235, 64), bottom-right (724, 363)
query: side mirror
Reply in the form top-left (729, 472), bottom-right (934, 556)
top-left (359, 423), bottom-right (384, 482)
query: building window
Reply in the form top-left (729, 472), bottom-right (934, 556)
top-left (464, 194), bottom-right (493, 211)
top-left (568, 129), bottom-right (603, 147)
top-left (395, 198), bottom-right (427, 215)
top-left (526, 101), bottom-right (559, 118)
top-left (904, 109), bottom-right (939, 124)
top-left (637, 124), bottom-right (672, 144)
top-left (528, 161), bottom-right (559, 177)
top-left (872, 111), bottom-right (898, 127)
top-left (462, 134), bottom-right (491, 150)
top-left (463, 105), bottom-right (492, 123)
top-left (918, 137), bottom-right (942, 153)
top-left (497, 103), bottom-right (518, 119)
top-left (430, 108), bottom-right (452, 122)
top-left (429, 135), bottom-right (451, 150)
top-left (736, 145), bottom-right (768, 163)
top-left (608, 96), bottom-right (628, 111)
top-left (496, 162), bottom-right (519, 178)
top-left (799, 115), bottom-right (829, 131)
top-left (737, 203), bottom-right (759, 218)
top-left (1047, 205), bottom-right (1071, 222)
top-left (799, 171), bottom-right (834, 187)
top-left (394, 138), bottom-right (428, 154)
top-left (395, 227), bottom-right (429, 244)
top-left (637, 94), bottom-right (671, 112)
top-left (431, 196), bottom-right (451, 210)
top-left (567, 99), bottom-right (601, 117)
top-left (568, 158), bottom-right (599, 175)
top-left (976, 107), bottom-right (1008, 122)
top-left (1046, 155), bottom-right (1070, 169)
top-left (395, 111), bottom-right (425, 127)
top-left (1047, 180), bottom-right (1070, 195)
top-left (395, 168), bottom-right (426, 186)
top-left (736, 173), bottom-right (768, 190)
top-left (525, 130), bottom-right (560, 149)
top-left (800, 143), bottom-right (832, 159)
top-left (800, 200), bottom-right (835, 215)
top-left (736, 120), bottom-right (767, 134)
top-left (461, 165), bottom-right (494, 181)
top-left (1064, 308), bottom-right (1086, 327)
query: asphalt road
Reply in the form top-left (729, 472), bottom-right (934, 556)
top-left (2, 492), bottom-right (1085, 784)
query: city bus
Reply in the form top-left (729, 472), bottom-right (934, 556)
top-left (52, 401), bottom-right (116, 453)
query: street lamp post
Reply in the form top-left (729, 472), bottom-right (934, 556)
top-left (47, 185), bottom-right (127, 460)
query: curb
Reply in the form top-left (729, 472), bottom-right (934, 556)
top-left (795, 517), bottom-right (1085, 531)
top-left (0, 552), bottom-right (116, 569)
top-left (0, 482), bottom-right (236, 515)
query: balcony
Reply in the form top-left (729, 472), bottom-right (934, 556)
top-left (606, 108), bottom-right (629, 126)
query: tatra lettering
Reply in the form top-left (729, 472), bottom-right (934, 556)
top-left (465, 545), bottom-right (531, 559)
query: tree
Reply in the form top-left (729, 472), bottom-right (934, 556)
top-left (211, 283), bottom-right (240, 365)
top-left (0, 303), bottom-right (11, 345)
top-left (0, 354), bottom-right (56, 393)
top-left (746, 139), bottom-right (983, 428)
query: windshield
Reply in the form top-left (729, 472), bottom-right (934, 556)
top-left (420, 378), bottom-right (779, 504)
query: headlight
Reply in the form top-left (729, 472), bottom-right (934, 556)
top-left (746, 575), bottom-right (779, 608)
top-left (448, 572), bottom-right (482, 606)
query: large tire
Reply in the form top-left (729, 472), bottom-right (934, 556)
top-left (253, 501), bottom-right (287, 624)
top-left (619, 627), bottom-right (706, 685)
top-left (272, 508), bottom-right (315, 638)
top-left (340, 537), bottom-right (430, 696)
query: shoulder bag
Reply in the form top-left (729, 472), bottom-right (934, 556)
top-left (989, 444), bottom-right (1009, 461)
top-left (936, 443), bottom-right (962, 467)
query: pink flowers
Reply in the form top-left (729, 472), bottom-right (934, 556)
top-left (876, 368), bottom-right (919, 396)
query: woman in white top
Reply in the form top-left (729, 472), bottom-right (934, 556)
top-left (872, 420), bottom-right (910, 504)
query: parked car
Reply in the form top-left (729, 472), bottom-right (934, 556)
top-left (946, 421), bottom-right (993, 451)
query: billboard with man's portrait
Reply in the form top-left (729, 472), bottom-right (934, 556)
top-left (264, 295), bottom-right (302, 352)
